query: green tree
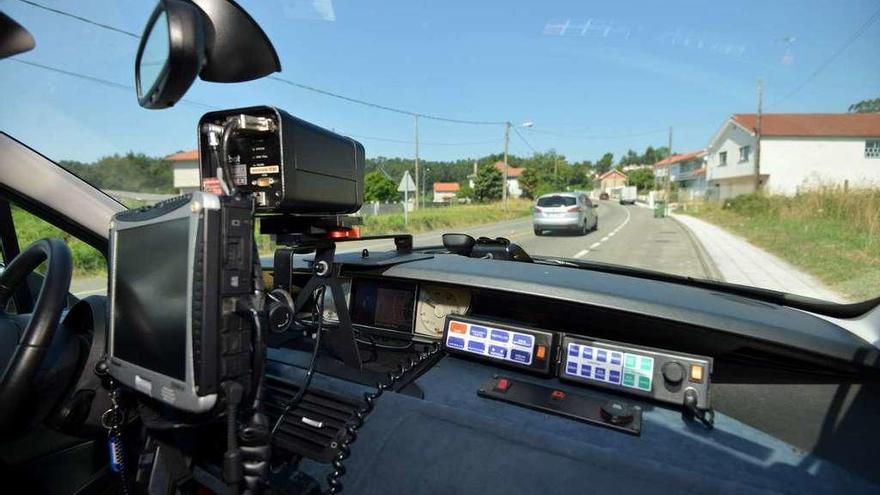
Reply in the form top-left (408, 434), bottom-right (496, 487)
top-left (848, 97), bottom-right (880, 113)
top-left (473, 163), bottom-right (503, 203)
top-left (596, 153), bottom-right (614, 174)
top-left (642, 146), bottom-right (657, 164)
top-left (364, 171), bottom-right (399, 202)
top-left (458, 182), bottom-right (474, 202)
top-left (627, 168), bottom-right (655, 192)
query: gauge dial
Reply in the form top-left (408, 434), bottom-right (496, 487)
top-left (416, 285), bottom-right (471, 338)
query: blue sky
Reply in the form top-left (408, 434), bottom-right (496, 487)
top-left (1, 0), bottom-right (878, 164)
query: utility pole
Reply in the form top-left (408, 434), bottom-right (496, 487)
top-left (502, 121), bottom-right (510, 210)
top-left (665, 126), bottom-right (673, 202)
top-left (755, 79), bottom-right (763, 192)
top-left (414, 115), bottom-right (420, 209)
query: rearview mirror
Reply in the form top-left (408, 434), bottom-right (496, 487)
top-left (135, 0), bottom-right (205, 109)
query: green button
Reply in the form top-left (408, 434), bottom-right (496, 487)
top-left (624, 355), bottom-right (637, 368)
top-left (638, 375), bottom-right (651, 390)
top-left (640, 357), bottom-right (653, 372)
top-left (623, 372), bottom-right (636, 387)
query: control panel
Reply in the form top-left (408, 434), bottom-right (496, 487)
top-left (559, 335), bottom-right (712, 410)
top-left (443, 316), bottom-right (556, 375)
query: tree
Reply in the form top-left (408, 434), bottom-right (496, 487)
top-left (364, 171), bottom-right (398, 202)
top-left (642, 146), bottom-right (657, 165)
top-left (458, 182), bottom-right (474, 202)
top-left (848, 97), bottom-right (880, 113)
top-left (627, 168), bottom-right (655, 192)
top-left (596, 153), bottom-right (614, 174)
top-left (473, 163), bottom-right (503, 203)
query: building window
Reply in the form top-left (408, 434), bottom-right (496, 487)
top-left (739, 145), bottom-right (750, 163)
top-left (719, 151), bottom-right (727, 166)
top-left (867, 140), bottom-right (880, 159)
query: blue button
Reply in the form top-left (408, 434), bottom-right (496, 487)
top-left (470, 326), bottom-right (488, 338)
top-left (594, 367), bottom-right (606, 380)
top-left (609, 370), bottom-right (621, 384)
top-left (467, 341), bottom-right (485, 353)
top-left (568, 344), bottom-right (580, 357)
top-left (510, 349), bottom-right (531, 363)
top-left (596, 350), bottom-right (607, 362)
top-left (580, 364), bottom-right (592, 377)
top-left (447, 337), bottom-right (465, 350)
top-left (566, 362), bottom-right (578, 375)
top-left (582, 347), bottom-right (593, 360)
top-left (610, 353), bottom-right (622, 365)
top-left (488, 345), bottom-right (507, 359)
top-left (512, 334), bottom-right (533, 347)
top-left (490, 330), bottom-right (509, 343)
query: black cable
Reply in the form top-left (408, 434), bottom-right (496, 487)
top-left (16, 0), bottom-right (140, 38)
top-left (220, 121), bottom-right (239, 195)
top-left (326, 343), bottom-right (441, 494)
top-left (271, 286), bottom-right (325, 435)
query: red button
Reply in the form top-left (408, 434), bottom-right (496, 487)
top-left (494, 378), bottom-right (511, 392)
top-left (551, 390), bottom-right (566, 401)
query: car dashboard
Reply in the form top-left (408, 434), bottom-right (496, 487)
top-left (262, 251), bottom-right (880, 494)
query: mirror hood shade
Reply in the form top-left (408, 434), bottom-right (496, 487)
top-left (0, 12), bottom-right (36, 60)
top-left (191, 0), bottom-right (281, 83)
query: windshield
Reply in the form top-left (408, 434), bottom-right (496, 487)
top-left (2, 1), bottom-right (878, 304)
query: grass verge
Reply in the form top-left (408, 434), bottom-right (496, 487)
top-left (684, 190), bottom-right (880, 302)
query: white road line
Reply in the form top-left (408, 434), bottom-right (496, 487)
top-left (571, 202), bottom-right (633, 259)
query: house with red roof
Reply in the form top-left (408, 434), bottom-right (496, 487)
top-left (493, 161), bottom-right (525, 198)
top-left (654, 150), bottom-right (707, 200)
top-left (165, 149), bottom-right (200, 194)
top-left (706, 113), bottom-right (880, 199)
top-left (432, 182), bottom-right (460, 203)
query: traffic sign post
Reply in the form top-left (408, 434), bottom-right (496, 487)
top-left (398, 170), bottom-right (417, 226)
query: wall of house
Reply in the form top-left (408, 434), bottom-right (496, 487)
top-left (172, 160), bottom-right (200, 191)
top-left (507, 178), bottom-right (522, 198)
top-left (761, 137), bottom-right (880, 194)
top-left (706, 123), bottom-right (756, 182)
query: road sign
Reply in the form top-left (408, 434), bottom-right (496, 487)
top-left (398, 170), bottom-right (416, 192)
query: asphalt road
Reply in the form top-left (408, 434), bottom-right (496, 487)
top-left (70, 200), bottom-right (716, 297)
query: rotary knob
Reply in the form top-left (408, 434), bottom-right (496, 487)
top-left (661, 361), bottom-right (685, 385)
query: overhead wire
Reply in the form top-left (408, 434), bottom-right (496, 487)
top-left (769, 5), bottom-right (880, 108)
top-left (512, 126), bottom-right (537, 153)
top-left (15, 0), bottom-right (140, 38)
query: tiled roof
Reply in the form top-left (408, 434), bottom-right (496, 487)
top-left (165, 149), bottom-right (198, 161)
top-left (732, 113), bottom-right (880, 138)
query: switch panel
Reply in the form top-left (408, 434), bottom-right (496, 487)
top-left (559, 335), bottom-right (712, 410)
top-left (443, 316), bottom-right (556, 375)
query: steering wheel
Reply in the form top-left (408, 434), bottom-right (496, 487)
top-left (0, 238), bottom-right (72, 437)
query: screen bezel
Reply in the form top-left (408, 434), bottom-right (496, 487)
top-left (347, 277), bottom-right (418, 339)
top-left (107, 195), bottom-right (218, 412)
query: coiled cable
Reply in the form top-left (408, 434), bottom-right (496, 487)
top-left (325, 342), bottom-right (441, 494)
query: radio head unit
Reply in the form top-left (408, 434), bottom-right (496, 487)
top-left (107, 192), bottom-right (255, 413)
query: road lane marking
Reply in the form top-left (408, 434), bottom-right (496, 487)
top-left (571, 202), bottom-right (633, 259)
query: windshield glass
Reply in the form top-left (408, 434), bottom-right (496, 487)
top-left (2, 0), bottom-right (878, 304)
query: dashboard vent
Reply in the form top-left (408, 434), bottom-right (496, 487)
top-left (264, 375), bottom-right (361, 463)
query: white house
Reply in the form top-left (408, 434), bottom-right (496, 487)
top-left (706, 113), bottom-right (880, 200)
top-left (654, 150), bottom-right (707, 201)
top-left (493, 161), bottom-right (525, 198)
top-left (165, 149), bottom-right (200, 194)
top-left (432, 182), bottom-right (460, 203)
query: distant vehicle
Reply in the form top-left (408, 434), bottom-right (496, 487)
top-left (599, 192), bottom-right (610, 200)
top-left (620, 186), bottom-right (637, 205)
top-left (533, 192), bottom-right (598, 236)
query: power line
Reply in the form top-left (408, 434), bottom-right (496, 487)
top-left (512, 126), bottom-right (537, 153)
top-left (16, 0), bottom-right (139, 38)
top-left (267, 76), bottom-right (507, 126)
top-left (523, 126), bottom-right (668, 140)
top-left (345, 133), bottom-right (503, 146)
top-left (770, 5), bottom-right (880, 108)
top-left (11, 59), bottom-right (218, 110)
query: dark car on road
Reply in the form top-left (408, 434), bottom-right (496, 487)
top-left (599, 192), bottom-right (610, 200)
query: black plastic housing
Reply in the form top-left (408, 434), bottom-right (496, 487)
top-left (198, 106), bottom-right (365, 215)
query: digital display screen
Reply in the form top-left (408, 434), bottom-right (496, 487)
top-left (349, 279), bottom-right (415, 332)
top-left (112, 218), bottom-right (190, 381)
